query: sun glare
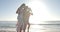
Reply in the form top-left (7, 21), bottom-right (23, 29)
top-left (26, 0), bottom-right (49, 24)
top-left (26, 0), bottom-right (59, 24)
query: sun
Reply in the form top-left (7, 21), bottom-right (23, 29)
top-left (26, 0), bottom-right (50, 24)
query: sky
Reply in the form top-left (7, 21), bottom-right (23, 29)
top-left (0, 0), bottom-right (28, 21)
top-left (0, 0), bottom-right (60, 22)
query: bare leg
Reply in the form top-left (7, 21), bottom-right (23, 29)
top-left (17, 28), bottom-right (22, 32)
top-left (23, 29), bottom-right (25, 32)
top-left (20, 26), bottom-right (22, 32)
top-left (20, 28), bottom-right (22, 32)
top-left (22, 24), bottom-right (26, 32)
top-left (27, 23), bottom-right (30, 32)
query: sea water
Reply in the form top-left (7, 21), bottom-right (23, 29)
top-left (0, 21), bottom-right (60, 32)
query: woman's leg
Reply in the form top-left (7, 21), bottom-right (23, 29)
top-left (27, 23), bottom-right (30, 32)
top-left (20, 27), bottom-right (22, 32)
top-left (17, 23), bottom-right (22, 32)
top-left (17, 26), bottom-right (22, 32)
top-left (23, 29), bottom-right (25, 32)
top-left (22, 23), bottom-right (27, 32)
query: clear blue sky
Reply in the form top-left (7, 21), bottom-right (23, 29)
top-left (43, 0), bottom-right (60, 21)
top-left (0, 0), bottom-right (60, 21)
top-left (0, 0), bottom-right (29, 21)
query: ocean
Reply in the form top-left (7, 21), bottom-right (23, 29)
top-left (0, 21), bottom-right (60, 32)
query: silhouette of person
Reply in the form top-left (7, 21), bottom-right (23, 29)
top-left (23, 6), bottom-right (33, 32)
top-left (16, 3), bottom-right (26, 32)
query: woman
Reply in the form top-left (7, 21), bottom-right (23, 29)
top-left (23, 6), bottom-right (33, 32)
top-left (16, 3), bottom-right (26, 32)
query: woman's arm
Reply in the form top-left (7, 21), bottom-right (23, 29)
top-left (29, 8), bottom-right (33, 15)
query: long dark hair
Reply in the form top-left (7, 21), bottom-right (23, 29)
top-left (20, 3), bottom-right (25, 8)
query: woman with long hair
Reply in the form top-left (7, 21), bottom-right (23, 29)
top-left (16, 3), bottom-right (26, 32)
